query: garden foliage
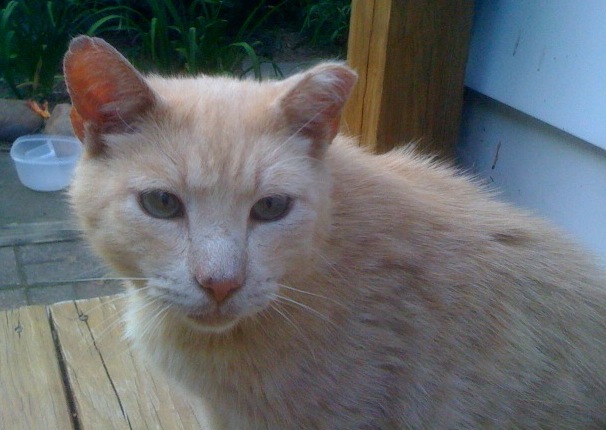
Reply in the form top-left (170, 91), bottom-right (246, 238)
top-left (0, 0), bottom-right (350, 100)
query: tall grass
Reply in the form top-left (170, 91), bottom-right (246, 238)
top-left (130, 0), bottom-right (289, 78)
top-left (300, 0), bottom-right (350, 49)
top-left (0, 0), bottom-right (128, 99)
top-left (0, 0), bottom-right (350, 99)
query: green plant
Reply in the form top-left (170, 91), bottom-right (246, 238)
top-left (0, 0), bottom-right (128, 99)
top-left (300, 0), bottom-right (350, 50)
top-left (128, 0), bottom-right (289, 78)
top-left (0, 1), bottom-right (19, 96)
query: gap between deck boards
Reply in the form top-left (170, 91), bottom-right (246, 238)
top-left (47, 303), bottom-right (82, 430)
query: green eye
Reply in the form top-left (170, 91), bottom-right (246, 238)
top-left (139, 190), bottom-right (183, 219)
top-left (250, 195), bottom-right (292, 222)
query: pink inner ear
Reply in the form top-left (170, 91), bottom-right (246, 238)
top-left (64, 36), bottom-right (155, 135)
top-left (70, 74), bottom-right (121, 124)
top-left (281, 64), bottom-right (357, 146)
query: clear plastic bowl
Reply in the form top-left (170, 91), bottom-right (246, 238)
top-left (10, 135), bottom-right (82, 192)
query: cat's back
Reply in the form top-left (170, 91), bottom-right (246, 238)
top-left (326, 136), bottom-right (604, 282)
top-left (324, 137), bottom-right (606, 428)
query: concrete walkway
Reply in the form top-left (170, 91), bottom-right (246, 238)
top-left (0, 146), bottom-right (121, 310)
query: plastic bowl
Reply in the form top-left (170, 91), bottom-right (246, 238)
top-left (10, 135), bottom-right (82, 192)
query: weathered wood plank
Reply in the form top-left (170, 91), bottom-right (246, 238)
top-left (50, 296), bottom-right (210, 429)
top-left (344, 0), bottom-right (474, 157)
top-left (0, 305), bottom-right (73, 429)
top-left (0, 221), bottom-right (81, 247)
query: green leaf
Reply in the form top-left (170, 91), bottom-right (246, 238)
top-left (150, 17), bottom-right (158, 62)
top-left (229, 41), bottom-right (261, 80)
top-left (85, 14), bottom-right (126, 36)
top-left (187, 26), bottom-right (197, 73)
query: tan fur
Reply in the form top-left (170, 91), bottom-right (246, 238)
top-left (65, 37), bottom-right (606, 429)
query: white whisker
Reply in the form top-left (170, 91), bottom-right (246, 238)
top-left (274, 294), bottom-right (336, 329)
top-left (62, 276), bottom-right (149, 283)
top-left (311, 250), bottom-right (353, 286)
top-left (68, 283), bottom-right (150, 319)
top-left (89, 311), bottom-right (126, 346)
top-left (279, 108), bottom-right (326, 149)
top-left (138, 299), bottom-right (171, 342)
top-left (270, 300), bottom-right (317, 361)
top-left (78, 285), bottom-right (155, 349)
top-left (277, 283), bottom-right (348, 309)
top-left (270, 300), bottom-right (301, 335)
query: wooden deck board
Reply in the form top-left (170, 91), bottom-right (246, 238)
top-left (49, 296), bottom-right (209, 429)
top-left (0, 305), bottom-right (73, 429)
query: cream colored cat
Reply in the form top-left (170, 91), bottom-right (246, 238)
top-left (64, 36), bottom-right (606, 429)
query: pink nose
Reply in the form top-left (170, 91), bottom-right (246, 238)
top-left (198, 277), bottom-right (241, 303)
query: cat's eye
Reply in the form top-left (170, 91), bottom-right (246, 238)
top-left (250, 195), bottom-right (292, 222)
top-left (139, 190), bottom-right (183, 219)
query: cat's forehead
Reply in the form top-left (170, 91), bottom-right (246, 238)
top-left (120, 76), bottom-right (305, 193)
top-left (149, 75), bottom-right (282, 125)
top-left (151, 76), bottom-right (282, 148)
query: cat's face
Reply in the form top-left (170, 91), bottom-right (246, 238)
top-left (64, 37), bottom-right (356, 333)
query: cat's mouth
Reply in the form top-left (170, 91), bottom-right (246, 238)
top-left (147, 283), bottom-right (246, 333)
top-left (182, 308), bottom-right (240, 333)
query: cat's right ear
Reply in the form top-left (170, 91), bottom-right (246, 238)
top-left (63, 36), bottom-right (156, 154)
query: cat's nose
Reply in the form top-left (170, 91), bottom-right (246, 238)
top-left (197, 276), bottom-right (242, 304)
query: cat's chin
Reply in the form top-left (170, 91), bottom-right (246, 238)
top-left (181, 312), bottom-right (240, 334)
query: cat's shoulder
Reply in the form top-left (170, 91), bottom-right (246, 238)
top-left (329, 136), bottom-right (482, 194)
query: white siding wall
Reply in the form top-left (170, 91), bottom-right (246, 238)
top-left (457, 0), bottom-right (606, 267)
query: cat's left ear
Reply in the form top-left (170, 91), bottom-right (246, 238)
top-left (278, 63), bottom-right (357, 155)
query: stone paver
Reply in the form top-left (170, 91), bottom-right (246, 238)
top-left (0, 234), bottom-right (120, 309)
top-left (20, 240), bottom-right (109, 285)
top-left (27, 283), bottom-right (77, 306)
top-left (0, 239), bottom-right (126, 309)
top-left (0, 288), bottom-right (27, 310)
top-left (0, 247), bottom-right (20, 287)
top-left (73, 279), bottom-right (124, 301)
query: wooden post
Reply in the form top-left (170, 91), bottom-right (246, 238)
top-left (343, 0), bottom-right (474, 157)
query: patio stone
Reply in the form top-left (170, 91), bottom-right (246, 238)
top-left (20, 240), bottom-right (109, 285)
top-left (0, 247), bottom-right (20, 287)
top-left (73, 279), bottom-right (124, 301)
top-left (28, 284), bottom-right (76, 306)
top-left (0, 288), bottom-right (27, 310)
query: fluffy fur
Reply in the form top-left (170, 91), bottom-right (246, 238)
top-left (65, 36), bottom-right (606, 429)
